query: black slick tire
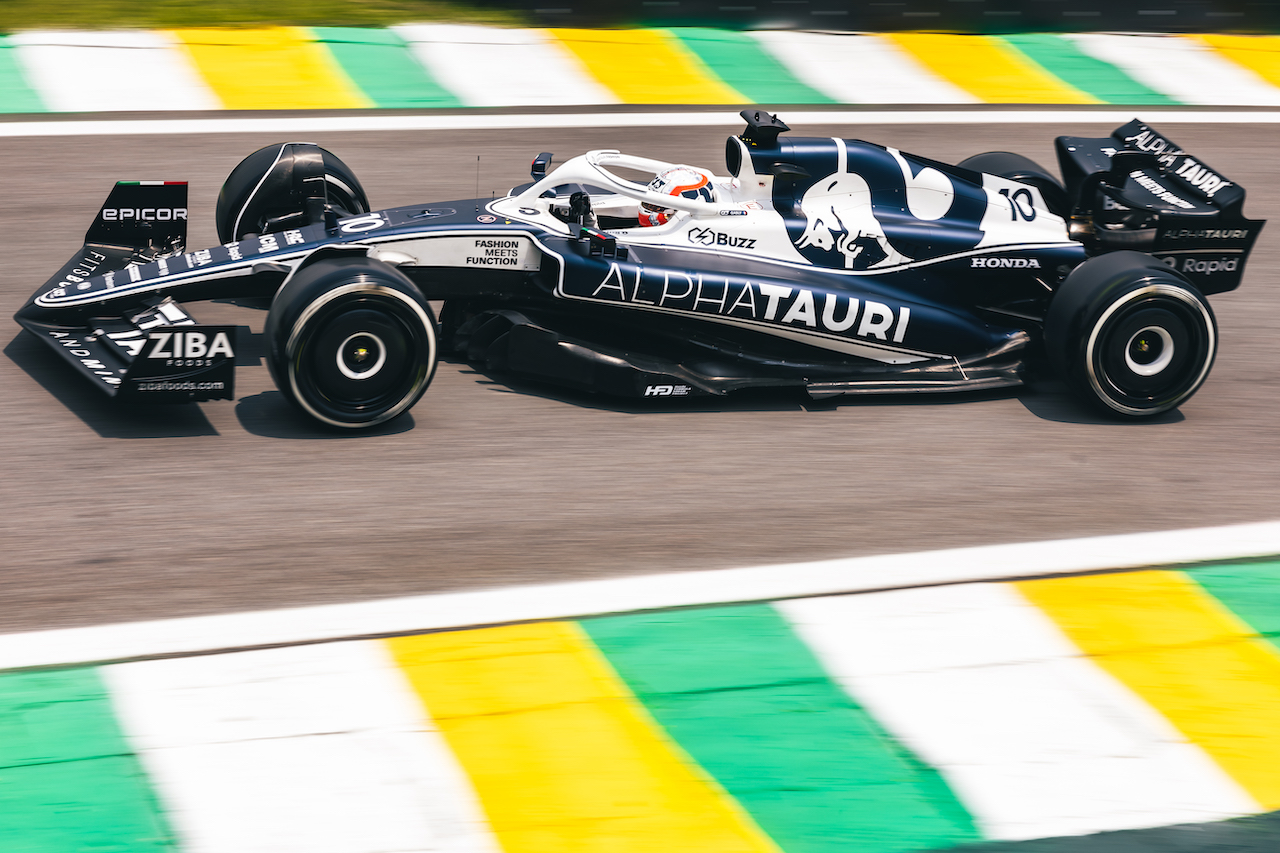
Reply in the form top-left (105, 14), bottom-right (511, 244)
top-left (1044, 251), bottom-right (1217, 418)
top-left (216, 143), bottom-right (370, 244)
top-left (957, 151), bottom-right (1069, 218)
top-left (265, 257), bottom-right (438, 429)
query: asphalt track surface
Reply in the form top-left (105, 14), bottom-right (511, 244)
top-left (2, 109), bottom-right (1278, 635)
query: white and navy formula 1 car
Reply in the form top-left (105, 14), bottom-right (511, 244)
top-left (15, 110), bottom-right (1265, 428)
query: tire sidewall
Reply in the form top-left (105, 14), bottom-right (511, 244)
top-left (1045, 252), bottom-right (1216, 417)
top-left (266, 257), bottom-right (437, 428)
top-left (216, 144), bottom-right (370, 244)
top-left (956, 151), bottom-right (1069, 218)
top-left (1084, 282), bottom-right (1216, 415)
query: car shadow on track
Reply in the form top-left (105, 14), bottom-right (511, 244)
top-left (1017, 377), bottom-right (1185, 425)
top-left (233, 391), bottom-right (415, 439)
top-left (456, 360), bottom-right (1188, 425)
top-left (5, 332), bottom-right (222, 438)
top-left (454, 360), bottom-right (1025, 416)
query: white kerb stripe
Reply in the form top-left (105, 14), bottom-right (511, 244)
top-left (3, 520), bottom-right (1280, 670)
top-left (103, 641), bottom-right (500, 853)
top-left (393, 24), bottom-right (616, 107)
top-left (750, 31), bottom-right (979, 105)
top-left (1067, 34), bottom-right (1280, 107)
top-left (8, 30), bottom-right (220, 112)
top-left (778, 585), bottom-right (1258, 841)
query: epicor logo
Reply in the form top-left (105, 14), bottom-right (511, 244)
top-left (146, 330), bottom-right (234, 359)
top-left (102, 208), bottom-right (188, 221)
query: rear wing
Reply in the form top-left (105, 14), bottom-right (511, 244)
top-left (1055, 121), bottom-right (1264, 294)
top-left (1058, 121), bottom-right (1243, 217)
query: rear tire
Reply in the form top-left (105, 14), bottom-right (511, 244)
top-left (216, 143), bottom-right (370, 244)
top-left (958, 151), bottom-right (1069, 218)
top-left (265, 257), bottom-right (437, 428)
top-left (1044, 252), bottom-right (1216, 417)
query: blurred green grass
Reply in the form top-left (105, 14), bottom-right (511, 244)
top-left (0, 0), bottom-right (529, 31)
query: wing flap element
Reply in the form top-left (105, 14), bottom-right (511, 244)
top-left (15, 299), bottom-right (236, 402)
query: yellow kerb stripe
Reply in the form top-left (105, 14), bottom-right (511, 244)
top-left (1199, 35), bottom-right (1280, 88)
top-left (886, 33), bottom-right (1100, 104)
top-left (386, 622), bottom-right (777, 853)
top-left (170, 27), bottom-right (370, 110)
top-left (550, 28), bottom-right (745, 105)
top-left (1017, 570), bottom-right (1280, 809)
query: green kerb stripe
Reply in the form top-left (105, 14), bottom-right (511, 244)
top-left (0, 36), bottom-right (46, 114)
top-left (0, 667), bottom-right (174, 852)
top-left (999, 34), bottom-right (1180, 105)
top-left (581, 604), bottom-right (980, 853)
top-left (1189, 561), bottom-right (1280, 654)
top-left (668, 28), bottom-right (837, 105)
top-left (311, 27), bottom-right (463, 109)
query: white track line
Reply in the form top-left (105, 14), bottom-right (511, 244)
top-left (1, 520), bottom-right (1278, 671)
top-left (3, 109), bottom-right (1280, 138)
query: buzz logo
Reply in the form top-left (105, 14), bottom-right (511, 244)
top-left (644, 384), bottom-right (692, 397)
top-left (146, 330), bottom-right (234, 359)
top-left (689, 228), bottom-right (757, 250)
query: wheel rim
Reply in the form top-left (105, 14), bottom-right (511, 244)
top-left (336, 331), bottom-right (388, 380)
top-left (287, 283), bottom-right (435, 427)
top-left (1123, 325), bottom-right (1174, 377)
top-left (1086, 284), bottom-right (1214, 415)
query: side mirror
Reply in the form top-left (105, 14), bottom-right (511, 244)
top-left (531, 152), bottom-right (554, 180)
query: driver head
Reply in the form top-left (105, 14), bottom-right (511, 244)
top-left (639, 166), bottom-right (715, 226)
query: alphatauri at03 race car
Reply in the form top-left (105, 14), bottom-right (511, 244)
top-left (15, 111), bottom-right (1265, 428)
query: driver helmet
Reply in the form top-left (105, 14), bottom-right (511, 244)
top-left (639, 166), bottom-right (715, 227)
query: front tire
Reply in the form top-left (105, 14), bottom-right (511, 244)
top-left (1045, 252), bottom-right (1216, 417)
top-left (216, 143), bottom-right (370, 244)
top-left (265, 257), bottom-right (438, 429)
